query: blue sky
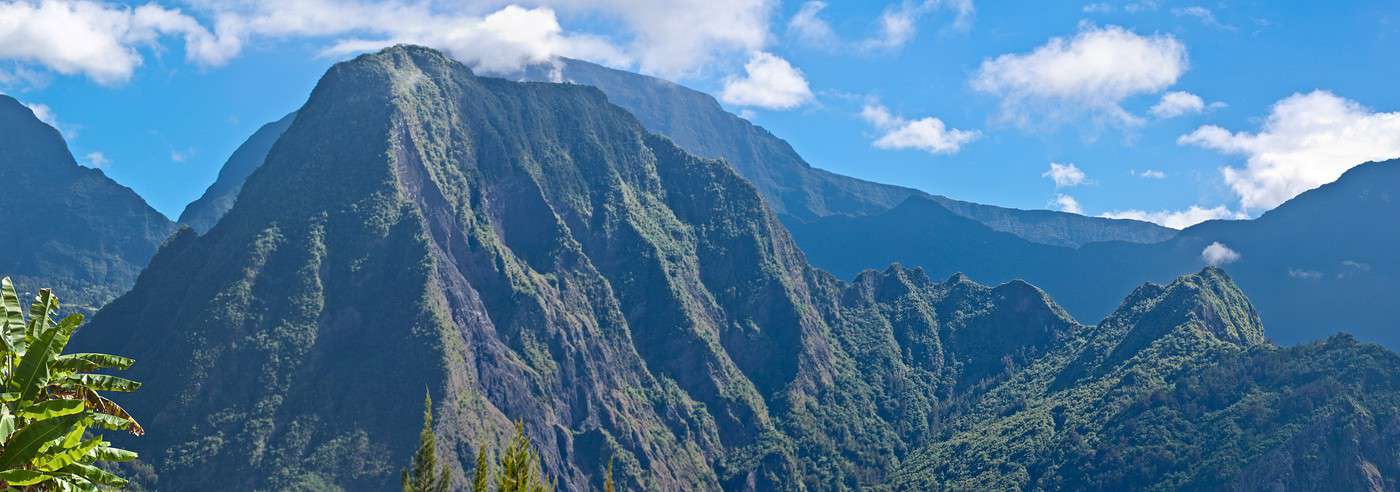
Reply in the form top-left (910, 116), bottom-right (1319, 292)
top-left (4, 0), bottom-right (1400, 226)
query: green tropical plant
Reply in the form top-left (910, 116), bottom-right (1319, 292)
top-left (402, 392), bottom-right (451, 492)
top-left (0, 277), bottom-right (143, 490)
top-left (495, 421), bottom-right (554, 492)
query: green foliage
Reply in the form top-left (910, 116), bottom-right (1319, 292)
top-left (402, 392), bottom-right (450, 492)
top-left (496, 421), bottom-right (554, 492)
top-left (472, 446), bottom-right (489, 492)
top-left (0, 277), bottom-right (142, 490)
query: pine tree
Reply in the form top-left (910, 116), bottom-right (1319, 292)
top-left (496, 420), bottom-right (555, 492)
top-left (473, 446), bottom-right (490, 492)
top-left (402, 392), bottom-right (452, 492)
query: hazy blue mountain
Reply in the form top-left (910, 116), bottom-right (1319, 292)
top-left (177, 111), bottom-right (297, 233)
top-left (792, 159), bottom-right (1400, 348)
top-left (525, 58), bottom-right (1178, 248)
top-left (0, 95), bottom-right (177, 311)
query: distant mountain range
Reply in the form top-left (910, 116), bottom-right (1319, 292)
top-left (528, 58), bottom-right (1179, 249)
top-left (178, 112), bottom-right (297, 233)
top-left (0, 95), bottom-right (175, 311)
top-left (791, 159), bottom-right (1400, 348)
top-left (74, 46), bottom-right (1400, 491)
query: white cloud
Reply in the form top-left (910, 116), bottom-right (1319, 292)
top-left (971, 24), bottom-right (1187, 127)
top-left (170, 148), bottom-right (193, 163)
top-left (1150, 91), bottom-right (1206, 118)
top-left (1100, 205), bottom-right (1242, 229)
top-left (860, 103), bottom-right (979, 155)
top-left (787, 0), bottom-right (973, 53)
top-left (321, 5), bottom-right (628, 75)
top-left (1054, 194), bottom-right (1083, 214)
top-left (1042, 162), bottom-right (1087, 187)
top-left (0, 0), bottom-right (232, 85)
top-left (1133, 169), bottom-right (1167, 179)
top-left (82, 150), bottom-right (108, 168)
top-left (1, 0), bottom-right (782, 84)
top-left (788, 1), bottom-right (837, 47)
top-left (1173, 6), bottom-right (1232, 30)
top-left (1179, 90), bottom-right (1400, 211)
top-left (22, 101), bottom-right (56, 127)
top-left (1288, 268), bottom-right (1323, 280)
top-left (1201, 241), bottom-right (1241, 266)
top-left (719, 52), bottom-right (813, 110)
top-left (1082, 3), bottom-right (1113, 13)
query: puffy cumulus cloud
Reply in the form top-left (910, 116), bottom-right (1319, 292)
top-left (1150, 91), bottom-right (1203, 118)
top-left (1100, 205), bottom-right (1242, 229)
top-left (1201, 241), bottom-right (1241, 266)
top-left (972, 24), bottom-right (1187, 127)
top-left (787, 0), bottom-right (974, 53)
top-left (1053, 194), bottom-right (1083, 214)
top-left (860, 102), bottom-right (979, 155)
top-left (1179, 90), bottom-right (1400, 212)
top-left (0, 0), bottom-right (233, 85)
top-left (719, 52), bottom-right (813, 110)
top-left (1042, 162), bottom-right (1086, 187)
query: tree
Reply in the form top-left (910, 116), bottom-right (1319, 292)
top-left (0, 277), bottom-right (144, 490)
top-left (496, 420), bottom-right (554, 492)
top-left (473, 446), bottom-right (489, 492)
top-left (402, 392), bottom-right (451, 492)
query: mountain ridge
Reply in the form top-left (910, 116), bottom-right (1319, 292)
top-left (0, 94), bottom-right (177, 311)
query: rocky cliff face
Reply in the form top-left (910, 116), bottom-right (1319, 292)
top-left (0, 95), bottom-right (176, 311)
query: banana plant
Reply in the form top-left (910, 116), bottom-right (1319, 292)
top-left (0, 277), bottom-right (143, 490)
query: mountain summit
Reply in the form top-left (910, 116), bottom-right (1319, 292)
top-left (80, 46), bottom-right (1079, 490)
top-left (0, 95), bottom-right (176, 310)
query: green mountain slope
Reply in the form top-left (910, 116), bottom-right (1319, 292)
top-left (528, 58), bottom-right (1177, 248)
top-left (891, 268), bottom-right (1400, 491)
top-left (0, 95), bottom-right (177, 311)
top-left (76, 46), bottom-right (1077, 491)
top-left (71, 47), bottom-right (1400, 491)
top-left (792, 160), bottom-right (1400, 349)
top-left (177, 111), bottom-right (297, 233)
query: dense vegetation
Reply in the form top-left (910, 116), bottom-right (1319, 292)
top-left (0, 278), bottom-right (144, 490)
top-left (70, 45), bottom-right (1400, 491)
top-left (0, 97), bottom-right (176, 312)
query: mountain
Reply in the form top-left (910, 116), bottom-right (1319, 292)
top-left (177, 111), bottom-right (297, 233)
top-left (527, 57), bottom-right (1177, 248)
top-left (892, 268), bottom-right (1400, 490)
top-left (0, 95), bottom-right (177, 311)
top-left (791, 159), bottom-right (1400, 348)
top-left (77, 46), bottom-right (1078, 491)
top-left (73, 46), bottom-right (1400, 491)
